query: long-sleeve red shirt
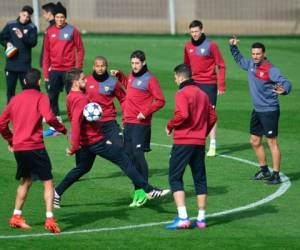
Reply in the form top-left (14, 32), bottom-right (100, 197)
top-left (184, 38), bottom-right (226, 92)
top-left (43, 23), bottom-right (84, 79)
top-left (167, 81), bottom-right (217, 145)
top-left (85, 74), bottom-right (126, 122)
top-left (0, 89), bottom-right (67, 151)
top-left (67, 90), bottom-right (104, 154)
top-left (117, 71), bottom-right (165, 125)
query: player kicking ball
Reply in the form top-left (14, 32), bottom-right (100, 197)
top-left (0, 69), bottom-right (67, 233)
top-left (53, 68), bottom-right (169, 209)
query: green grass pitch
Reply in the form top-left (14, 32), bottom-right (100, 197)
top-left (0, 34), bottom-right (299, 249)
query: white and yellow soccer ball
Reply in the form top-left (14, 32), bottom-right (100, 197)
top-left (83, 102), bottom-right (102, 122)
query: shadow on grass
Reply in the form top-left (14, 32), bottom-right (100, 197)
top-left (207, 204), bottom-right (278, 227)
top-left (218, 143), bottom-right (251, 155)
top-left (284, 171), bottom-right (300, 182)
top-left (58, 207), bottom-right (131, 231)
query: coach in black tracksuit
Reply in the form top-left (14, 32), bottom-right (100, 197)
top-left (0, 5), bottom-right (37, 103)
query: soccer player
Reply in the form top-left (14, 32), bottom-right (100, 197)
top-left (40, 2), bottom-right (56, 68)
top-left (113, 50), bottom-right (166, 207)
top-left (184, 20), bottom-right (226, 157)
top-left (165, 64), bottom-right (217, 229)
top-left (229, 36), bottom-right (292, 184)
top-left (0, 68), bottom-right (67, 233)
top-left (53, 68), bottom-right (169, 209)
top-left (85, 56), bottom-right (125, 147)
top-left (0, 5), bottom-right (37, 103)
top-left (43, 2), bottom-right (84, 136)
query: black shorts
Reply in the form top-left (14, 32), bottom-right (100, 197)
top-left (196, 83), bottom-right (217, 107)
top-left (14, 149), bottom-right (53, 181)
top-left (99, 120), bottom-right (124, 147)
top-left (169, 144), bottom-right (207, 195)
top-left (124, 123), bottom-right (151, 152)
top-left (250, 110), bottom-right (280, 138)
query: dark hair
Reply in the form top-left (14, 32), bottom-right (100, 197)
top-left (189, 20), bottom-right (203, 29)
top-left (130, 50), bottom-right (146, 62)
top-left (21, 5), bottom-right (34, 15)
top-left (54, 2), bottom-right (67, 18)
top-left (174, 64), bottom-right (192, 79)
top-left (94, 56), bottom-right (108, 66)
top-left (42, 2), bottom-right (56, 14)
top-left (23, 68), bottom-right (41, 90)
top-left (251, 42), bottom-right (266, 53)
top-left (65, 68), bottom-right (83, 90)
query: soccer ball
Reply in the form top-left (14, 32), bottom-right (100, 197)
top-left (83, 102), bottom-right (102, 122)
top-left (5, 45), bottom-right (18, 59)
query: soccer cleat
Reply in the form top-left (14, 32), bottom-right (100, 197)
top-left (195, 219), bottom-right (206, 229)
top-left (252, 169), bottom-right (271, 180)
top-left (9, 215), bottom-right (32, 229)
top-left (135, 189), bottom-right (148, 207)
top-left (265, 174), bottom-right (281, 185)
top-left (53, 190), bottom-right (61, 209)
top-left (44, 217), bottom-right (61, 233)
top-left (43, 128), bottom-right (62, 137)
top-left (129, 189), bottom-right (139, 207)
top-left (147, 188), bottom-right (170, 200)
top-left (129, 189), bottom-right (148, 207)
top-left (165, 217), bottom-right (192, 229)
top-left (206, 146), bottom-right (216, 157)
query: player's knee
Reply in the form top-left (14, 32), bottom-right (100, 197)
top-left (266, 137), bottom-right (278, 148)
top-left (250, 136), bottom-right (261, 147)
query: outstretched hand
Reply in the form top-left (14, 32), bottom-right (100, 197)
top-left (229, 35), bottom-right (239, 45)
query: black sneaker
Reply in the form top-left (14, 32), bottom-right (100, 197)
top-left (252, 170), bottom-right (271, 180)
top-left (265, 175), bottom-right (281, 185)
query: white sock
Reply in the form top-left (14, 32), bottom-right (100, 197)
top-left (13, 209), bottom-right (22, 215)
top-left (46, 211), bottom-right (54, 218)
top-left (197, 209), bottom-right (205, 221)
top-left (177, 206), bottom-right (188, 219)
top-left (210, 139), bottom-right (216, 148)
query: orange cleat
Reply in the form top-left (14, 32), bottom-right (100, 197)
top-left (9, 215), bottom-right (32, 229)
top-left (44, 217), bottom-right (61, 233)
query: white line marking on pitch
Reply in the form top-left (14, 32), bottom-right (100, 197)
top-left (0, 142), bottom-right (291, 239)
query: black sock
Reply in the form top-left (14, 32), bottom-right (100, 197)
top-left (272, 171), bottom-right (279, 177)
top-left (260, 165), bottom-right (269, 172)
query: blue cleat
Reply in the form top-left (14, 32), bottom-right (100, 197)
top-left (43, 128), bottom-right (61, 137)
top-left (165, 217), bottom-right (192, 229)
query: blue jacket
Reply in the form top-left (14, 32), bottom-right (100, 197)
top-left (230, 45), bottom-right (292, 112)
top-left (0, 17), bottom-right (37, 72)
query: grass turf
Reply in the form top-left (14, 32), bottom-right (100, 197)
top-left (0, 34), bottom-right (299, 249)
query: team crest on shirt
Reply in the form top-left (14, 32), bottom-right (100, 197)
top-left (259, 72), bottom-right (264, 77)
top-left (23, 29), bottom-right (28, 34)
top-left (51, 34), bottom-right (56, 38)
top-left (189, 49), bottom-right (193, 53)
top-left (200, 48), bottom-right (205, 54)
top-left (64, 33), bottom-right (69, 39)
top-left (137, 80), bottom-right (142, 86)
top-left (104, 86), bottom-right (110, 92)
top-left (89, 85), bottom-right (95, 89)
